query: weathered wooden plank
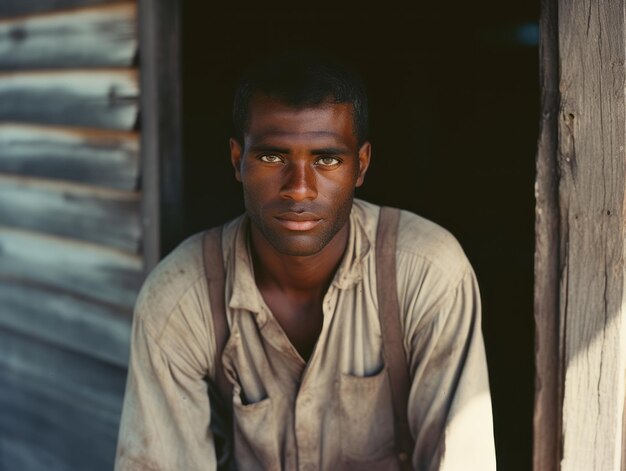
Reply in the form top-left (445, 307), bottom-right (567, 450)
top-left (0, 380), bottom-right (119, 471)
top-left (0, 174), bottom-right (141, 251)
top-left (533, 0), bottom-right (561, 469)
top-left (0, 0), bottom-right (132, 18)
top-left (0, 69), bottom-right (138, 130)
top-left (0, 280), bottom-right (131, 366)
top-left (537, 1), bottom-right (626, 470)
top-left (0, 329), bottom-right (126, 470)
top-left (0, 328), bottom-right (126, 423)
top-left (0, 4), bottom-right (137, 70)
top-left (0, 435), bottom-right (67, 471)
top-left (0, 226), bottom-right (142, 309)
top-left (0, 124), bottom-right (139, 189)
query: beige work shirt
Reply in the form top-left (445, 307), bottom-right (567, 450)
top-left (115, 199), bottom-right (496, 471)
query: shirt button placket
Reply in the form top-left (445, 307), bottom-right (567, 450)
top-left (295, 391), bottom-right (316, 470)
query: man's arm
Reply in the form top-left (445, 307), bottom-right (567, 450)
top-left (394, 216), bottom-right (496, 471)
top-left (115, 236), bottom-right (219, 471)
top-left (406, 265), bottom-right (495, 470)
top-left (115, 315), bottom-right (218, 471)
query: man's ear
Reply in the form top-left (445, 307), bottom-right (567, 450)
top-left (355, 141), bottom-right (371, 187)
top-left (230, 138), bottom-right (243, 182)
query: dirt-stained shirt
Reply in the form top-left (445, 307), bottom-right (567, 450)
top-left (115, 199), bottom-right (496, 471)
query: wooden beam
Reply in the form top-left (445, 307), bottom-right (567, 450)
top-left (0, 4), bottom-right (137, 70)
top-left (0, 0), bottom-right (132, 18)
top-left (139, 0), bottom-right (183, 268)
top-left (0, 174), bottom-right (141, 252)
top-left (0, 226), bottom-right (142, 310)
top-left (0, 280), bottom-right (131, 367)
top-left (0, 69), bottom-right (138, 130)
top-left (0, 124), bottom-right (139, 190)
top-left (535, 0), bottom-right (626, 469)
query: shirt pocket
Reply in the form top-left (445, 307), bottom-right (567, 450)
top-left (338, 366), bottom-right (398, 468)
top-left (232, 384), bottom-right (281, 471)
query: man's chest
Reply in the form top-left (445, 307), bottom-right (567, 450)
top-left (220, 289), bottom-right (398, 470)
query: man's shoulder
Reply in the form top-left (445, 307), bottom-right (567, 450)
top-left (354, 199), bottom-right (471, 285)
top-left (133, 232), bottom-right (207, 334)
top-left (135, 214), bottom-right (245, 337)
top-left (395, 208), bottom-right (470, 282)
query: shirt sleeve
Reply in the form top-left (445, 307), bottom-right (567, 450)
top-left (401, 259), bottom-right (496, 471)
top-left (115, 270), bottom-right (219, 471)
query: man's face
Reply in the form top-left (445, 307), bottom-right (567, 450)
top-left (230, 95), bottom-right (371, 257)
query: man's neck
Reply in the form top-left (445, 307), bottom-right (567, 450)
top-left (249, 223), bottom-right (349, 299)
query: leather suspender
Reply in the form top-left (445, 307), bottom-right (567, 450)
top-left (202, 227), bottom-right (233, 469)
top-left (203, 226), bottom-right (232, 401)
top-left (376, 207), bottom-right (414, 469)
top-left (202, 206), bottom-right (414, 468)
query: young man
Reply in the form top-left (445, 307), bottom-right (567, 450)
top-left (115, 54), bottom-right (496, 470)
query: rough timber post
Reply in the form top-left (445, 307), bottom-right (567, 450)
top-left (534, 0), bottom-right (626, 470)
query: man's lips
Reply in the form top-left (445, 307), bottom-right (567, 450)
top-left (274, 212), bottom-right (322, 231)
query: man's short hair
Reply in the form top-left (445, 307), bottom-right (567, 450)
top-left (232, 51), bottom-right (369, 145)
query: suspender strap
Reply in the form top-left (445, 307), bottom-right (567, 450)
top-left (203, 227), bottom-right (234, 470)
top-left (202, 227), bottom-right (232, 401)
top-left (376, 206), bottom-right (415, 469)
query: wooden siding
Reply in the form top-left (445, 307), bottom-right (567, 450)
top-left (0, 1), bottom-right (142, 470)
top-left (0, 175), bottom-right (141, 251)
top-left (0, 227), bottom-right (142, 309)
top-left (0, 125), bottom-right (140, 190)
top-left (0, 70), bottom-right (139, 130)
top-left (0, 281), bottom-right (131, 367)
top-left (0, 4), bottom-right (137, 70)
top-left (0, 329), bottom-right (127, 470)
top-left (0, 0), bottom-right (133, 17)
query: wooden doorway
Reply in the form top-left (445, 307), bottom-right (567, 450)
top-left (180, 3), bottom-right (538, 470)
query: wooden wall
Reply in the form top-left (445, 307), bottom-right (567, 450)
top-left (0, 1), bottom-right (142, 469)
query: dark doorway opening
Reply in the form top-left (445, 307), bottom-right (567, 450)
top-left (181, 3), bottom-right (538, 470)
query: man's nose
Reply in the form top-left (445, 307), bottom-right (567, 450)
top-left (279, 162), bottom-right (317, 201)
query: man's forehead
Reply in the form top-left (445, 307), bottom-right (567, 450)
top-left (245, 96), bottom-right (356, 140)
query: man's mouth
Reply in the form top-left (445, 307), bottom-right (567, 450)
top-left (274, 212), bottom-right (322, 231)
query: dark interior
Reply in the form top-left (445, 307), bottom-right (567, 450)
top-left (181, 2), bottom-right (538, 469)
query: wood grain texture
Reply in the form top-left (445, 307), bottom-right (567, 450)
top-left (554, 1), bottom-right (626, 470)
top-left (0, 227), bottom-right (142, 309)
top-left (0, 4), bottom-right (137, 70)
top-left (0, 174), bottom-right (141, 251)
top-left (0, 435), bottom-right (68, 471)
top-left (0, 124), bottom-right (139, 189)
top-left (0, 280), bottom-right (131, 366)
top-left (533, 0), bottom-right (562, 469)
top-left (0, 328), bottom-right (126, 471)
top-left (0, 69), bottom-right (138, 130)
top-left (0, 0), bottom-right (131, 17)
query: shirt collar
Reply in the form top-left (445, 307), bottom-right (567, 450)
top-left (226, 201), bottom-right (373, 314)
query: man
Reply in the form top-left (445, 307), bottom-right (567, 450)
top-left (115, 53), bottom-right (496, 470)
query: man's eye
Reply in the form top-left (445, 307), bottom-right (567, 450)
top-left (316, 156), bottom-right (341, 167)
top-left (259, 154), bottom-right (283, 163)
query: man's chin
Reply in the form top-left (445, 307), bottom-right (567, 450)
top-left (267, 235), bottom-right (326, 257)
